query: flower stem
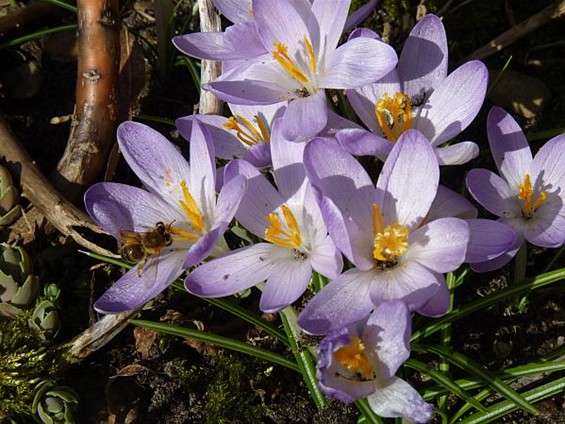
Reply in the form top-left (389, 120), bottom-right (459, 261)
top-left (511, 241), bottom-right (527, 309)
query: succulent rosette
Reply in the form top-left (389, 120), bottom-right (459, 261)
top-left (298, 130), bottom-right (470, 334)
top-left (0, 244), bottom-right (39, 317)
top-left (317, 300), bottom-right (433, 422)
top-left (0, 165), bottom-right (22, 228)
top-left (84, 121), bottom-right (246, 313)
top-left (204, 0), bottom-right (398, 141)
top-left (184, 119), bottom-right (342, 313)
top-left (466, 106), bottom-right (565, 271)
top-left (337, 14), bottom-right (488, 165)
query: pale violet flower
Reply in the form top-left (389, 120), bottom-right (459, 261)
top-left (317, 300), bottom-right (433, 423)
top-left (298, 130), bottom-right (469, 335)
top-left (84, 122), bottom-right (246, 313)
top-left (467, 107), bottom-right (565, 271)
top-left (205, 0), bottom-right (397, 141)
top-left (337, 14), bottom-right (488, 165)
top-left (184, 119), bottom-right (342, 313)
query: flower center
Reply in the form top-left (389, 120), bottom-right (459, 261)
top-left (372, 203), bottom-right (409, 265)
top-left (334, 336), bottom-right (375, 380)
top-left (273, 36), bottom-right (316, 96)
top-left (518, 173), bottom-right (547, 219)
top-left (224, 114), bottom-right (270, 147)
top-left (264, 204), bottom-right (302, 249)
top-left (178, 180), bottom-right (205, 237)
top-left (375, 92), bottom-right (413, 142)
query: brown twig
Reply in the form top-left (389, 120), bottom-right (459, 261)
top-left (51, 0), bottom-right (120, 204)
top-left (465, 0), bottom-right (565, 61)
top-left (198, 0), bottom-right (223, 115)
top-left (0, 115), bottom-right (116, 257)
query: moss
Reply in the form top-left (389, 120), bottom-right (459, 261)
top-left (204, 354), bottom-right (265, 424)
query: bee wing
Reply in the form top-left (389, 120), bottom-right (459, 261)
top-left (135, 256), bottom-right (160, 289)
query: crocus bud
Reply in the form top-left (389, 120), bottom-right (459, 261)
top-left (0, 165), bottom-right (22, 228)
top-left (0, 244), bottom-right (39, 317)
top-left (32, 380), bottom-right (79, 424)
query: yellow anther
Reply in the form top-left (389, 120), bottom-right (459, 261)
top-left (372, 203), bottom-right (409, 262)
top-left (518, 174), bottom-right (547, 217)
top-left (273, 41), bottom-right (309, 84)
top-left (179, 180), bottom-right (205, 233)
top-left (264, 205), bottom-right (302, 249)
top-left (334, 337), bottom-right (374, 378)
top-left (224, 115), bottom-right (270, 147)
top-left (168, 226), bottom-right (200, 242)
top-left (375, 92), bottom-right (413, 142)
top-left (303, 35), bottom-right (316, 74)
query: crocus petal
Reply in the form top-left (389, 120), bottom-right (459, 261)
top-left (471, 235), bottom-right (523, 273)
top-left (466, 169), bottom-right (520, 218)
top-left (415, 61), bottom-right (488, 145)
top-left (281, 90), bottom-right (328, 141)
top-left (177, 115), bottom-right (248, 161)
top-left (117, 122), bottom-right (190, 209)
top-left (417, 276), bottom-right (450, 317)
top-left (184, 243), bottom-right (278, 297)
top-left (270, 115), bottom-right (305, 191)
top-left (260, 254), bottom-right (313, 312)
top-left (242, 143), bottom-right (272, 168)
top-left (369, 261), bottom-right (441, 312)
top-left (84, 183), bottom-right (178, 237)
top-left (172, 32), bottom-right (237, 61)
top-left (212, 174), bottom-right (247, 231)
top-left (435, 141), bottom-right (479, 165)
top-left (309, 234), bottom-right (344, 280)
top-left (253, 0), bottom-right (312, 50)
top-left (311, 0), bottom-right (350, 53)
top-left (523, 208), bottom-right (565, 248)
top-left (404, 218), bottom-right (469, 273)
top-left (336, 128), bottom-right (393, 159)
top-left (465, 219), bottom-right (517, 263)
top-left (344, 0), bottom-right (378, 33)
top-left (298, 268), bottom-right (375, 335)
top-left (425, 185), bottom-right (477, 223)
top-left (188, 121), bottom-right (217, 222)
top-left (487, 106), bottom-right (532, 188)
top-left (367, 300), bottom-right (411, 377)
top-left (224, 159), bottom-right (284, 238)
top-left (212, 0), bottom-right (253, 23)
top-left (376, 130), bottom-right (439, 230)
top-left (398, 14), bottom-right (447, 100)
top-left (531, 134), bottom-right (565, 192)
top-left (324, 37), bottom-right (397, 89)
top-left (223, 20), bottom-right (266, 58)
top-left (94, 252), bottom-right (184, 313)
top-left (367, 377), bottom-right (434, 423)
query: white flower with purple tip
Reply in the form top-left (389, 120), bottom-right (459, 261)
top-left (204, 0), bottom-right (397, 141)
top-left (298, 130), bottom-right (469, 335)
top-left (317, 300), bottom-right (433, 423)
top-left (84, 121), bottom-right (246, 313)
top-left (466, 107), bottom-right (565, 270)
top-left (337, 14), bottom-right (488, 165)
top-left (184, 120), bottom-right (342, 313)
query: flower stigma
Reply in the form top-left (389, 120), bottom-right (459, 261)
top-left (518, 173), bottom-right (547, 219)
top-left (334, 336), bottom-right (375, 380)
top-left (375, 92), bottom-right (413, 141)
top-left (224, 114), bottom-right (270, 146)
top-left (372, 203), bottom-right (409, 266)
top-left (265, 205), bottom-right (302, 250)
top-left (273, 36), bottom-right (317, 97)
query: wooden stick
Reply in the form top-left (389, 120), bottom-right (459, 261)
top-left (198, 0), bottom-right (223, 115)
top-left (466, 0), bottom-right (565, 61)
top-left (51, 0), bottom-right (120, 204)
top-left (0, 115), bottom-right (116, 257)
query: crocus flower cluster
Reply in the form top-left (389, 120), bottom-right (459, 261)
top-left (84, 2), bottom-right (564, 422)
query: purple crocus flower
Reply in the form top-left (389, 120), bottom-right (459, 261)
top-left (317, 300), bottom-right (433, 423)
top-left (204, 0), bottom-right (397, 141)
top-left (337, 14), bottom-right (488, 165)
top-left (466, 107), bottom-right (565, 270)
top-left (298, 130), bottom-right (469, 334)
top-left (184, 120), bottom-right (342, 313)
top-left (177, 102), bottom-right (287, 168)
top-left (84, 121), bottom-right (246, 313)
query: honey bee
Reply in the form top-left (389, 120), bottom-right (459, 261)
top-left (119, 222), bottom-right (173, 276)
